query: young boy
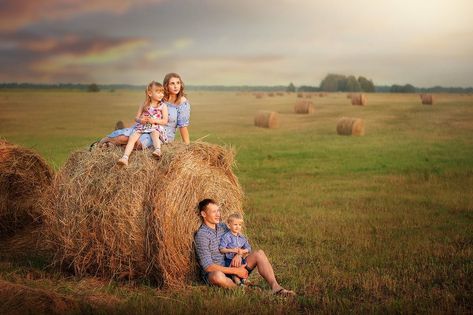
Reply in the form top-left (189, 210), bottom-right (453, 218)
top-left (219, 213), bottom-right (252, 285)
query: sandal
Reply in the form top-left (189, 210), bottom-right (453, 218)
top-left (89, 141), bottom-right (99, 151)
top-left (117, 155), bottom-right (129, 166)
top-left (152, 149), bottom-right (162, 160)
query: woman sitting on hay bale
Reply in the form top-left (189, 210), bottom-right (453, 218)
top-left (97, 72), bottom-right (190, 149)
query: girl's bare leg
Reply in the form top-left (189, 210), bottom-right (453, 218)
top-left (123, 132), bottom-right (141, 157)
top-left (150, 131), bottom-right (162, 158)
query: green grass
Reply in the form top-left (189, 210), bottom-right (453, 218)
top-left (1, 90), bottom-right (472, 313)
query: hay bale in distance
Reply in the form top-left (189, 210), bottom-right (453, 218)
top-left (297, 93), bottom-right (303, 98)
top-left (254, 111), bottom-right (279, 129)
top-left (267, 92), bottom-right (274, 97)
top-left (41, 142), bottom-right (244, 287)
top-left (276, 92), bottom-right (284, 96)
top-left (114, 120), bottom-right (125, 130)
top-left (420, 94), bottom-right (434, 105)
top-left (336, 117), bottom-right (365, 136)
top-left (351, 94), bottom-right (367, 106)
top-left (0, 140), bottom-right (53, 235)
top-left (254, 93), bottom-right (263, 99)
top-left (294, 100), bottom-right (315, 114)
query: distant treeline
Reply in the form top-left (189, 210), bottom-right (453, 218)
top-left (1, 81), bottom-right (472, 93)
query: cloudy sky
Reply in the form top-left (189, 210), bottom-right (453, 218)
top-left (1, 0), bottom-right (472, 86)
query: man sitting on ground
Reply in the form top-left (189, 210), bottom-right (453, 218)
top-left (194, 198), bottom-right (295, 296)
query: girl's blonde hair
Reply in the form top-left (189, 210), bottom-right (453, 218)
top-left (163, 73), bottom-right (185, 104)
top-left (143, 81), bottom-right (164, 108)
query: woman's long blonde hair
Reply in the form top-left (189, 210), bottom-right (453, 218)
top-left (163, 73), bottom-right (185, 104)
top-left (143, 81), bottom-right (164, 109)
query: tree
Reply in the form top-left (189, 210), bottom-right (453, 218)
top-left (87, 83), bottom-right (100, 92)
top-left (346, 75), bottom-right (362, 92)
top-left (286, 82), bottom-right (296, 93)
top-left (390, 84), bottom-right (416, 93)
top-left (358, 76), bottom-right (375, 92)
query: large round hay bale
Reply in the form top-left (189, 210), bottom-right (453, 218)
top-left (254, 111), bottom-right (279, 129)
top-left (420, 94), bottom-right (434, 105)
top-left (351, 94), bottom-right (367, 106)
top-left (336, 117), bottom-right (365, 136)
top-left (294, 100), bottom-right (315, 114)
top-left (114, 120), bottom-right (125, 130)
top-left (41, 142), bottom-right (243, 287)
top-left (0, 140), bottom-right (53, 235)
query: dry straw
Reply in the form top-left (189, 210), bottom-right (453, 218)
top-left (294, 100), bottom-right (315, 114)
top-left (0, 140), bottom-right (53, 235)
top-left (336, 117), bottom-right (365, 136)
top-left (41, 142), bottom-right (243, 287)
top-left (297, 93), bottom-right (303, 98)
top-left (254, 93), bottom-right (264, 99)
top-left (0, 279), bottom-right (78, 314)
top-left (420, 94), bottom-right (434, 105)
top-left (254, 111), bottom-right (279, 129)
top-left (351, 94), bottom-right (367, 106)
top-left (267, 92), bottom-right (274, 97)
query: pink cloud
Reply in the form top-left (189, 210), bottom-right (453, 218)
top-left (0, 0), bottom-right (164, 32)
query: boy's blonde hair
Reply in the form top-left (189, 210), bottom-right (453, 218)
top-left (227, 212), bottom-right (243, 223)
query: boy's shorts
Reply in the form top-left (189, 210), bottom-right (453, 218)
top-left (201, 259), bottom-right (253, 286)
top-left (224, 257), bottom-right (246, 267)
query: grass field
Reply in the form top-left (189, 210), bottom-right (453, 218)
top-left (1, 90), bottom-right (472, 314)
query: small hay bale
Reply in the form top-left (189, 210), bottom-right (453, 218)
top-left (254, 93), bottom-right (263, 99)
top-left (294, 100), bottom-right (315, 114)
top-left (41, 142), bottom-right (244, 287)
top-left (276, 92), bottom-right (284, 96)
top-left (347, 93), bottom-right (353, 99)
top-left (305, 94), bottom-right (312, 99)
top-left (0, 140), bottom-right (53, 235)
top-left (114, 120), bottom-right (125, 130)
top-left (267, 92), bottom-right (274, 97)
top-left (336, 117), bottom-right (365, 136)
top-left (351, 93), bottom-right (367, 106)
top-left (420, 94), bottom-right (434, 105)
top-left (254, 111), bottom-right (279, 129)
top-left (297, 93), bottom-right (303, 98)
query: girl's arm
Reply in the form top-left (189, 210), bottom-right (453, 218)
top-left (150, 104), bottom-right (169, 125)
top-left (134, 103), bottom-right (147, 124)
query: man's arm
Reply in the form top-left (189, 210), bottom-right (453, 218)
top-left (205, 263), bottom-right (248, 279)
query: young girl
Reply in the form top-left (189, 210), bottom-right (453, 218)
top-left (97, 72), bottom-right (190, 149)
top-left (117, 81), bottom-right (168, 166)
